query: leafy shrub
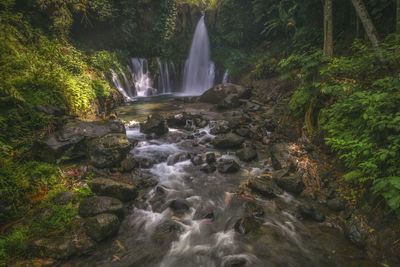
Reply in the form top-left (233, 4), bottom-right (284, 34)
top-left (286, 36), bottom-right (400, 213)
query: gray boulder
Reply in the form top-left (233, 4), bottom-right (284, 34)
top-left (34, 120), bottom-right (125, 163)
top-left (211, 133), bottom-right (245, 149)
top-left (237, 146), bottom-right (257, 162)
top-left (85, 213), bottom-right (120, 242)
top-left (89, 178), bottom-right (137, 202)
top-left (88, 133), bottom-right (132, 168)
top-left (79, 196), bottom-right (124, 218)
top-left (248, 177), bottom-right (283, 198)
top-left (140, 114), bottom-right (169, 136)
top-left (210, 120), bottom-right (231, 135)
top-left (167, 152), bottom-right (191, 166)
top-left (217, 158), bottom-right (241, 173)
top-left (200, 84), bottom-right (251, 104)
top-left (275, 173), bottom-right (305, 195)
top-left (270, 143), bottom-right (291, 170)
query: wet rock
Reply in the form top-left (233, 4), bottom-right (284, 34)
top-left (152, 219), bottom-right (184, 246)
top-left (235, 128), bottom-right (250, 138)
top-left (194, 118), bottom-right (208, 128)
top-left (167, 152), bottom-right (191, 166)
top-left (298, 204), bottom-right (325, 222)
top-left (33, 237), bottom-right (77, 260)
top-left (248, 177), bottom-right (283, 198)
top-left (121, 154), bottom-right (137, 172)
top-left (85, 214), bottom-right (120, 242)
top-left (200, 163), bottom-right (216, 173)
top-left (135, 157), bottom-right (155, 168)
top-left (33, 120), bottom-right (125, 163)
top-left (244, 201), bottom-right (265, 217)
top-left (140, 114), bottom-right (169, 136)
top-left (217, 158), bottom-right (241, 173)
top-left (89, 178), bottom-right (137, 202)
top-left (234, 216), bottom-right (263, 235)
top-left (79, 196), bottom-right (124, 218)
top-left (270, 143), bottom-right (291, 170)
top-left (218, 94), bottom-right (241, 109)
top-left (275, 173), bottom-right (305, 195)
top-left (211, 133), bottom-right (245, 149)
top-left (200, 83), bottom-right (251, 104)
top-left (191, 155), bottom-right (204, 166)
top-left (236, 146), bottom-right (257, 162)
top-left (263, 118), bottom-right (277, 132)
top-left (345, 217), bottom-right (369, 248)
top-left (167, 198), bottom-right (191, 213)
top-left (167, 113), bottom-right (187, 128)
top-left (210, 120), bottom-right (231, 135)
top-left (222, 255), bottom-right (250, 267)
top-left (88, 133), bottom-right (132, 168)
top-left (205, 152), bottom-right (216, 164)
top-left (327, 198), bottom-right (345, 212)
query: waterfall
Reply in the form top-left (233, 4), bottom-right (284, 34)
top-left (131, 58), bottom-right (157, 97)
top-left (222, 70), bottom-right (229, 84)
top-left (157, 58), bottom-right (172, 94)
top-left (110, 69), bottom-right (133, 102)
top-left (182, 15), bottom-right (215, 95)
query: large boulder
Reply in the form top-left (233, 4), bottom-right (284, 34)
top-left (33, 120), bottom-right (125, 163)
top-left (248, 177), bottom-right (283, 198)
top-left (78, 196), bottom-right (124, 218)
top-left (298, 204), bottom-right (325, 222)
top-left (236, 146), bottom-right (257, 162)
top-left (85, 214), bottom-right (120, 242)
top-left (217, 158), bottom-right (241, 173)
top-left (199, 84), bottom-right (251, 105)
top-left (88, 178), bottom-right (137, 202)
top-left (167, 152), bottom-right (191, 166)
top-left (88, 133), bottom-right (132, 168)
top-left (140, 114), bottom-right (169, 136)
top-left (210, 120), bottom-right (231, 135)
top-left (270, 143), bottom-right (291, 170)
top-left (211, 133), bottom-right (245, 149)
top-left (274, 173), bottom-right (305, 195)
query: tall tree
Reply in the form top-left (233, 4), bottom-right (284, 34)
top-left (397, 0), bottom-right (400, 32)
top-left (350, 0), bottom-right (380, 49)
top-left (323, 0), bottom-right (333, 58)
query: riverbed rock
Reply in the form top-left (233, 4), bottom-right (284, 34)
top-left (167, 198), bottom-right (191, 214)
top-left (326, 198), bottom-right (345, 212)
top-left (167, 113), bottom-right (188, 128)
top-left (275, 173), bottom-right (305, 195)
top-left (200, 163), bottom-right (216, 173)
top-left (89, 178), bottom-right (137, 202)
top-left (345, 217), bottom-right (369, 248)
top-left (248, 177), bottom-right (283, 198)
top-left (218, 94), bottom-right (241, 109)
top-left (217, 158), bottom-right (241, 173)
top-left (34, 120), bottom-right (125, 163)
top-left (236, 146), bottom-right (257, 162)
top-left (205, 152), bottom-right (216, 164)
top-left (200, 83), bottom-right (251, 104)
top-left (234, 216), bottom-right (263, 235)
top-left (121, 154), bottom-right (138, 172)
top-left (298, 204), bottom-right (325, 222)
top-left (85, 214), bottom-right (120, 242)
top-left (167, 152), bottom-right (191, 166)
top-left (270, 143), bottom-right (291, 170)
top-left (140, 114), bottom-right (169, 136)
top-left (222, 255), bottom-right (251, 267)
top-left (191, 155), bottom-right (204, 166)
top-left (79, 196), bottom-right (124, 218)
top-left (210, 120), bottom-right (231, 135)
top-left (88, 133), bottom-right (132, 168)
top-left (211, 133), bottom-right (245, 149)
top-left (235, 128), bottom-right (250, 138)
top-left (152, 219), bottom-right (184, 246)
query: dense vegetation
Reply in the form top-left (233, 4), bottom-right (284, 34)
top-left (1, 0), bottom-right (400, 264)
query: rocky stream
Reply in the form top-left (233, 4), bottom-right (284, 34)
top-left (32, 83), bottom-right (384, 267)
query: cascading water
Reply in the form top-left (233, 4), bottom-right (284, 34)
top-left (110, 69), bottom-right (133, 102)
top-left (222, 70), bottom-right (230, 84)
top-left (182, 15), bottom-right (215, 95)
top-left (131, 58), bottom-right (157, 97)
top-left (157, 58), bottom-right (172, 94)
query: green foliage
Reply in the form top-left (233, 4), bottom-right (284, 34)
top-left (287, 37), bottom-right (400, 213)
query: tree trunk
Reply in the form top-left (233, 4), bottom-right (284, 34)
top-left (397, 0), bottom-right (400, 32)
top-left (323, 0), bottom-right (333, 58)
top-left (350, 0), bottom-right (379, 49)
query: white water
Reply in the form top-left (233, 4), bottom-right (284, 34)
top-left (182, 15), bottom-right (215, 95)
top-left (131, 58), bottom-right (157, 97)
top-left (110, 69), bottom-right (133, 102)
top-left (222, 70), bottom-right (229, 84)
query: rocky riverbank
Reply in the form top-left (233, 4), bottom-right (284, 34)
top-left (22, 82), bottom-right (399, 266)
